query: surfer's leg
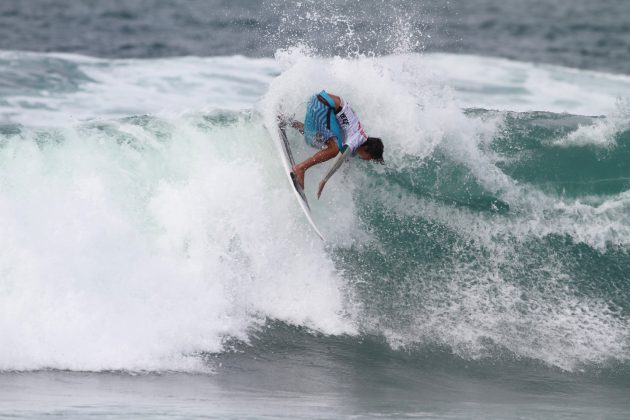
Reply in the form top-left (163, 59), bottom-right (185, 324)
top-left (292, 138), bottom-right (340, 189)
top-left (303, 95), bottom-right (331, 147)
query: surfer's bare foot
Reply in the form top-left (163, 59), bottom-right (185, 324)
top-left (292, 165), bottom-right (305, 189)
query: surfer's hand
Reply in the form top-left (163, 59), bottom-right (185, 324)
top-left (317, 180), bottom-right (326, 199)
top-left (291, 120), bottom-right (304, 134)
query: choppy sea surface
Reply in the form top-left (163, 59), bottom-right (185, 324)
top-left (1, 1), bottom-right (629, 418)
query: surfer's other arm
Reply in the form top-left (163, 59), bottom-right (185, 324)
top-left (316, 145), bottom-right (351, 199)
top-left (291, 120), bottom-right (305, 134)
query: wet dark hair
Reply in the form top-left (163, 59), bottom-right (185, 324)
top-left (363, 137), bottom-right (384, 163)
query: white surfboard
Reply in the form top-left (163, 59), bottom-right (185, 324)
top-left (268, 122), bottom-right (325, 241)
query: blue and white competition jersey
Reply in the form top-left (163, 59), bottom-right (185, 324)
top-left (335, 100), bottom-right (368, 154)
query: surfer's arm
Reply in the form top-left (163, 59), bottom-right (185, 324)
top-left (317, 145), bottom-right (351, 199)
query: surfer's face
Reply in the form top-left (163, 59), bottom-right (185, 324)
top-left (358, 138), bottom-right (384, 163)
top-left (357, 146), bottom-right (382, 163)
top-left (356, 147), bottom-right (372, 161)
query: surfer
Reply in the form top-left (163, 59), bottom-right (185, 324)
top-left (286, 90), bottom-right (384, 199)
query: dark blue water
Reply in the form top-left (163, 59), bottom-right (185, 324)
top-left (1, 0), bottom-right (629, 73)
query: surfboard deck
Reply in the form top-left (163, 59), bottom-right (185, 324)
top-left (268, 121), bottom-right (325, 241)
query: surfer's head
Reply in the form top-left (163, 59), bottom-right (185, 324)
top-left (358, 137), bottom-right (384, 163)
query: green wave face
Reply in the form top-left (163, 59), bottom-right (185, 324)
top-left (333, 108), bottom-right (630, 370)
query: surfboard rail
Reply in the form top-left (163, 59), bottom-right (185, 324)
top-left (267, 121), bottom-right (325, 241)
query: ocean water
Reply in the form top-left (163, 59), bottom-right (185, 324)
top-left (1, 1), bottom-right (630, 419)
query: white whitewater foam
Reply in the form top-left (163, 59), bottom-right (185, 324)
top-left (0, 115), bottom-right (355, 371)
top-left (366, 177), bottom-right (630, 370)
top-left (553, 98), bottom-right (630, 148)
top-left (0, 51), bottom-right (278, 126)
top-left (416, 53), bottom-right (630, 116)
